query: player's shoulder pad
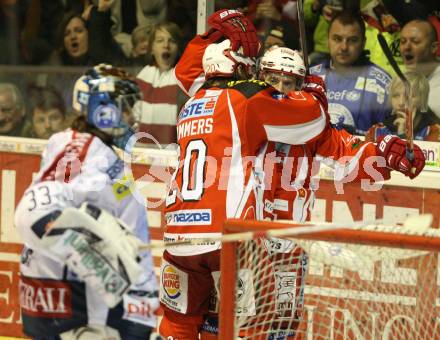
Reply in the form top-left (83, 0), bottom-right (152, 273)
top-left (226, 79), bottom-right (270, 99)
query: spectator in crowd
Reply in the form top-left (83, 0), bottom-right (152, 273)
top-left (304, 0), bottom-right (343, 65)
top-left (248, 0), bottom-right (300, 50)
top-left (360, 0), bottom-right (403, 76)
top-left (20, 0), bottom-right (65, 64)
top-left (400, 19), bottom-right (440, 119)
top-left (24, 86), bottom-right (67, 139)
top-left (310, 11), bottom-right (391, 135)
top-left (136, 22), bottom-right (185, 145)
top-left (166, 0), bottom-right (196, 48)
top-left (0, 0), bottom-right (24, 64)
top-left (263, 24), bottom-right (286, 50)
top-left (49, 2), bottom-right (126, 66)
top-left (247, 0), bottom-right (298, 24)
top-left (360, 1), bottom-right (437, 76)
top-left (104, 0), bottom-right (167, 58)
top-left (367, 72), bottom-right (440, 142)
top-left (305, 0), bottom-right (406, 74)
top-left (130, 24), bottom-right (152, 67)
top-left (49, 13), bottom-right (89, 65)
top-left (0, 83), bottom-right (29, 136)
top-left (0, 0), bottom-right (64, 65)
top-left (259, 21), bottom-right (295, 51)
top-left (381, 0), bottom-right (438, 29)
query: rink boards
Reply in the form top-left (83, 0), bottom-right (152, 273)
top-left (0, 136), bottom-right (440, 338)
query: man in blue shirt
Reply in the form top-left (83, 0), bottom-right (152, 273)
top-left (310, 11), bottom-right (391, 135)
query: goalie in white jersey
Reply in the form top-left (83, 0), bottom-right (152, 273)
top-left (14, 65), bottom-right (159, 340)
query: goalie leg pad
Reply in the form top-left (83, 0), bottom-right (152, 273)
top-left (50, 229), bottom-right (131, 307)
top-left (41, 203), bottom-right (144, 308)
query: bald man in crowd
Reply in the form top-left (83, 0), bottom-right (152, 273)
top-left (400, 19), bottom-right (440, 119)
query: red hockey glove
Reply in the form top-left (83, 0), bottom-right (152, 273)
top-left (302, 75), bottom-right (328, 111)
top-left (207, 9), bottom-right (260, 57)
top-left (376, 135), bottom-right (425, 179)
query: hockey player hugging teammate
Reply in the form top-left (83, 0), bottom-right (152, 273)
top-left (158, 8), bottom-right (425, 340)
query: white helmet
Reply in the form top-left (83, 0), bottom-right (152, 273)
top-left (202, 39), bottom-right (256, 79)
top-left (259, 46), bottom-right (306, 78)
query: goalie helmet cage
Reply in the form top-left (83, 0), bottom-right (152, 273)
top-left (219, 219), bottom-right (440, 340)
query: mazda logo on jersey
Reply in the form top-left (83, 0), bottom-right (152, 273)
top-left (162, 265), bottom-right (181, 299)
top-left (166, 209), bottom-right (212, 226)
top-left (177, 95), bottom-right (218, 123)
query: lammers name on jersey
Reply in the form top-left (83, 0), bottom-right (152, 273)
top-left (176, 90), bottom-right (221, 140)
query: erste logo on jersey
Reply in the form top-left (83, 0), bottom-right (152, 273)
top-left (178, 93), bottom-right (219, 124)
top-left (177, 93), bottom-right (218, 139)
top-left (162, 265), bottom-right (181, 299)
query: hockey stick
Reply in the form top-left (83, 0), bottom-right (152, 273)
top-left (138, 214), bottom-right (434, 251)
top-left (377, 33), bottom-right (415, 169)
top-left (297, 0), bottom-right (309, 72)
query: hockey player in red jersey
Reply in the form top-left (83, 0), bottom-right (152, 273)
top-left (258, 46), bottom-right (425, 222)
top-left (159, 9), bottom-right (425, 339)
top-left (159, 9), bottom-right (332, 340)
top-left (254, 46), bottom-right (426, 338)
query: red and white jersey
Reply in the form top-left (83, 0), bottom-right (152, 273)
top-left (264, 128), bottom-right (391, 222)
top-left (165, 35), bottom-right (329, 256)
top-left (136, 66), bottom-right (180, 144)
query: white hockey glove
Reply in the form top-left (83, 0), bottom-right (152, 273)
top-left (41, 203), bottom-right (144, 308)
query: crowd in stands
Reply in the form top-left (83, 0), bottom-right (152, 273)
top-left (0, 0), bottom-right (439, 145)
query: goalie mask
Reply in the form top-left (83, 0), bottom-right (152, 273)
top-left (202, 39), bottom-right (256, 79)
top-left (72, 64), bottom-right (141, 149)
top-left (259, 46), bottom-right (306, 92)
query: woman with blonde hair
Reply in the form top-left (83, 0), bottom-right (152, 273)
top-left (366, 72), bottom-right (440, 142)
